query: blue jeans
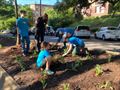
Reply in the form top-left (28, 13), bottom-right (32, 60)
top-left (21, 36), bottom-right (30, 54)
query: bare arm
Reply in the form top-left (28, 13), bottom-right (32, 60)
top-left (62, 44), bottom-right (73, 57)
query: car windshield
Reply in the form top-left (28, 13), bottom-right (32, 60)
top-left (78, 26), bottom-right (89, 30)
top-left (108, 27), bottom-right (117, 30)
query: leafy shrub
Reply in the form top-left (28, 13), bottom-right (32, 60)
top-left (70, 15), bottom-right (120, 28)
top-left (49, 16), bottom-right (74, 29)
top-left (0, 17), bottom-right (16, 30)
top-left (91, 28), bottom-right (99, 33)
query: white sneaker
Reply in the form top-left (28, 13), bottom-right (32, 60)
top-left (46, 70), bottom-right (54, 75)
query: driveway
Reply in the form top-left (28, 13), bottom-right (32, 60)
top-left (30, 36), bottom-right (120, 51)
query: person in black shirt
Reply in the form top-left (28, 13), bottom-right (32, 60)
top-left (35, 17), bottom-right (46, 52)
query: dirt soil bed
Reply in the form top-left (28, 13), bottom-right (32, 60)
top-left (0, 37), bottom-right (120, 90)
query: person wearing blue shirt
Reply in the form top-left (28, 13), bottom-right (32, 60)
top-left (36, 42), bottom-right (54, 75)
top-left (62, 33), bottom-right (88, 57)
top-left (16, 10), bottom-right (30, 56)
top-left (56, 27), bottom-right (74, 48)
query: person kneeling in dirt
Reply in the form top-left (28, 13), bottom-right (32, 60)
top-left (56, 28), bottom-right (74, 49)
top-left (36, 41), bottom-right (54, 75)
top-left (62, 33), bottom-right (89, 57)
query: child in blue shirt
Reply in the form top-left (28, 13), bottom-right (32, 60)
top-left (36, 42), bottom-right (54, 75)
top-left (62, 33), bottom-right (88, 57)
top-left (16, 10), bottom-right (30, 56)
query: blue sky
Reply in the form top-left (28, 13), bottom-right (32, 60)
top-left (17, 0), bottom-right (59, 5)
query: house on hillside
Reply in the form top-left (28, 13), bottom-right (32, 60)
top-left (30, 1), bottom-right (110, 21)
top-left (30, 4), bottom-right (53, 21)
top-left (81, 1), bottom-right (110, 17)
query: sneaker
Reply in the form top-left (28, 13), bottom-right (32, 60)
top-left (46, 70), bottom-right (54, 75)
top-left (22, 53), bottom-right (27, 57)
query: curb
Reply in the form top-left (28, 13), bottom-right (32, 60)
top-left (0, 66), bottom-right (20, 90)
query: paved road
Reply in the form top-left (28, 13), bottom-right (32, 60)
top-left (30, 36), bottom-right (120, 51)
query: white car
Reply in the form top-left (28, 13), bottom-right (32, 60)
top-left (2, 29), bottom-right (11, 34)
top-left (74, 26), bottom-right (91, 38)
top-left (95, 26), bottom-right (120, 40)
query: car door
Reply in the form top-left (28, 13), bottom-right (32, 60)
top-left (97, 28), bottom-right (104, 38)
top-left (116, 28), bottom-right (120, 39)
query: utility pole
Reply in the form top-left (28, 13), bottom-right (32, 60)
top-left (14, 0), bottom-right (20, 46)
top-left (40, 0), bottom-right (42, 16)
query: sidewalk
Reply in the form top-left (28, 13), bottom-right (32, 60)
top-left (0, 66), bottom-right (20, 90)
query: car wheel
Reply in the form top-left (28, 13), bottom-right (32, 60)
top-left (102, 35), bottom-right (106, 40)
top-left (87, 36), bottom-right (90, 39)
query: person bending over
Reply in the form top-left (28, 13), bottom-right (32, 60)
top-left (62, 33), bottom-right (88, 57)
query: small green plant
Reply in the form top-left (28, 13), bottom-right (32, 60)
top-left (86, 54), bottom-right (93, 60)
top-left (64, 48), bottom-right (67, 53)
top-left (38, 70), bottom-right (48, 89)
top-left (0, 44), bottom-right (3, 48)
top-left (97, 81), bottom-right (114, 90)
top-left (41, 70), bottom-right (48, 78)
top-left (33, 50), bottom-right (37, 55)
top-left (108, 54), bottom-right (112, 62)
top-left (39, 78), bottom-right (47, 89)
top-left (62, 83), bottom-right (70, 90)
top-left (71, 60), bottom-right (83, 71)
top-left (16, 56), bottom-right (26, 71)
top-left (95, 64), bottom-right (103, 76)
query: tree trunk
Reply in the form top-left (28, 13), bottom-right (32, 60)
top-left (16, 29), bottom-right (20, 46)
top-left (14, 0), bottom-right (20, 46)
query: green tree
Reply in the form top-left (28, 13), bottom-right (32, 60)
top-left (54, 0), bottom-right (97, 19)
top-left (19, 5), bottom-right (33, 26)
top-left (0, 0), bottom-right (14, 18)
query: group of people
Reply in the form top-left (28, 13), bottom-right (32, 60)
top-left (16, 10), bottom-right (88, 75)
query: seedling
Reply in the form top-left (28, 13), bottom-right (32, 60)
top-left (0, 44), bottom-right (3, 48)
top-left (95, 64), bottom-right (103, 76)
top-left (39, 78), bottom-right (47, 89)
top-left (97, 81), bottom-right (114, 90)
top-left (71, 60), bottom-right (83, 71)
top-left (64, 48), bottom-right (67, 53)
top-left (41, 70), bottom-right (48, 78)
top-left (15, 56), bottom-right (26, 71)
top-left (108, 54), bottom-right (112, 62)
top-left (33, 50), bottom-right (37, 55)
top-left (86, 54), bottom-right (93, 60)
top-left (38, 70), bottom-right (48, 89)
top-left (62, 83), bottom-right (70, 90)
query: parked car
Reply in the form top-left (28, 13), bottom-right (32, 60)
top-left (29, 26), bottom-right (36, 35)
top-left (95, 26), bottom-right (120, 40)
top-left (55, 27), bottom-right (74, 37)
top-left (74, 25), bottom-right (91, 38)
top-left (45, 26), bottom-right (55, 36)
top-left (2, 29), bottom-right (11, 34)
